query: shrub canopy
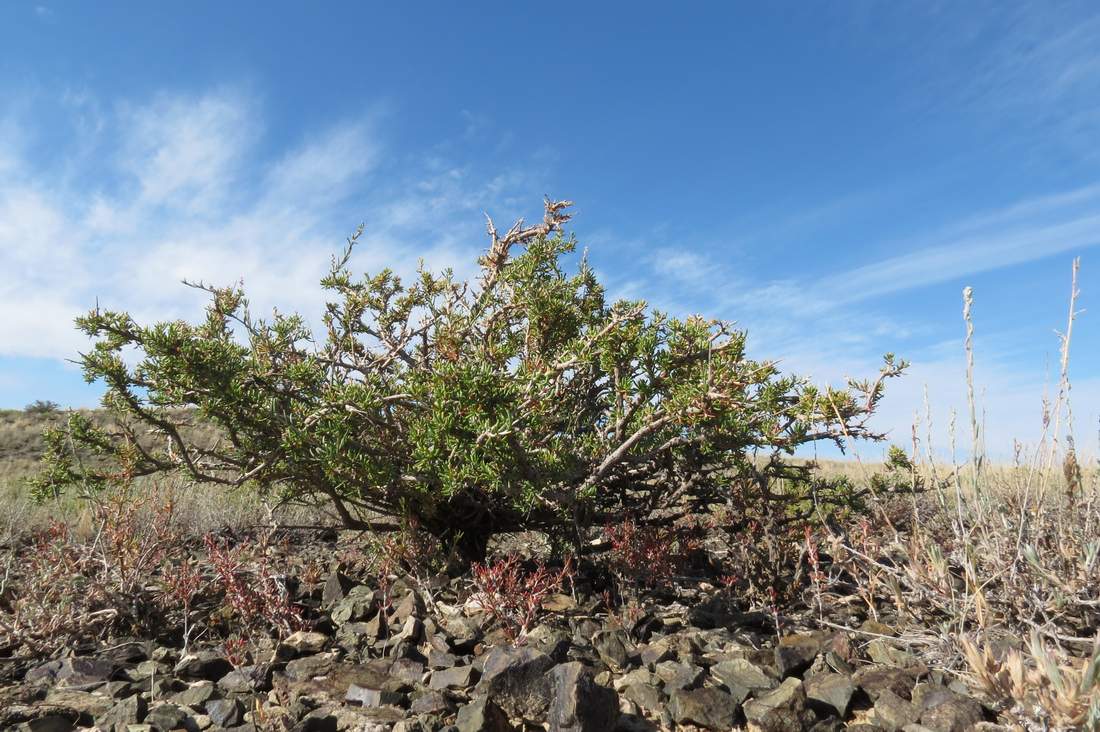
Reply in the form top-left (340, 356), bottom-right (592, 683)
top-left (34, 199), bottom-right (905, 559)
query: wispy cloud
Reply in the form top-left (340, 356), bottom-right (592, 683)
top-left (0, 88), bottom-right (551, 365)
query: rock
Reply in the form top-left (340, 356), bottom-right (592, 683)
top-left (456, 697), bottom-right (515, 732)
top-left (97, 694), bottom-right (148, 732)
top-left (653, 660), bottom-right (703, 691)
top-left (711, 658), bottom-right (777, 698)
top-left (743, 677), bottom-right (812, 732)
top-left (331, 587), bottom-right (378, 627)
top-left (622, 682), bottom-right (663, 713)
top-left (546, 661), bottom-right (619, 732)
top-left (528, 626), bottom-right (572, 662)
top-left (204, 698), bottom-right (243, 728)
top-left (387, 616), bottom-right (425, 657)
top-left (346, 683), bottom-right (407, 708)
top-left (150, 676), bottom-right (186, 699)
top-left (638, 637), bottom-right (675, 667)
top-left (919, 696), bottom-right (984, 732)
top-left (336, 621), bottom-right (380, 653)
top-left (410, 689), bottom-right (457, 715)
top-left (430, 665), bottom-right (479, 690)
top-left (284, 631), bottom-right (328, 655)
top-left (667, 687), bottom-right (739, 730)
top-left (868, 640), bottom-right (920, 668)
top-left (475, 646), bottom-right (555, 720)
top-left (774, 634), bottom-right (822, 678)
top-left (217, 665), bottom-right (272, 694)
top-left (43, 689), bottom-right (113, 721)
top-left (428, 649), bottom-right (458, 669)
top-left (592, 629), bottom-right (635, 671)
top-left (174, 652), bottom-right (233, 682)
top-left (688, 595), bottom-right (737, 629)
top-left (804, 672), bottom-right (856, 717)
top-left (25, 659), bottom-right (66, 685)
top-left (55, 657), bottom-right (118, 688)
top-left (874, 689), bottom-right (921, 731)
top-left (292, 710), bottom-right (339, 732)
top-left (190, 713), bottom-right (213, 730)
top-left (541, 593), bottom-right (576, 612)
top-left (390, 658), bottom-right (427, 685)
top-left (391, 591), bottom-right (426, 624)
top-left (171, 681), bottom-right (218, 710)
top-left (321, 571), bottom-right (354, 609)
top-left (126, 660), bottom-right (169, 683)
top-left (285, 653), bottom-right (337, 682)
top-left (854, 664), bottom-right (919, 701)
top-left (145, 703), bottom-right (189, 730)
top-left (20, 716), bottom-right (76, 732)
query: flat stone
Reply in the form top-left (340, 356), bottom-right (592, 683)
top-left (654, 660), bottom-right (704, 691)
top-left (874, 689), bottom-right (921, 731)
top-left (430, 665), bottom-right (479, 690)
top-left (638, 636), bottom-right (676, 668)
top-left (410, 688), bottom-right (457, 715)
top-left (546, 661), bottom-right (619, 732)
top-left (428, 648), bottom-right (458, 669)
top-left (170, 681), bottom-right (218, 710)
top-left (456, 697), bottom-right (515, 732)
top-left (592, 629), bottom-right (635, 671)
top-left (345, 683), bottom-right (407, 708)
top-left (743, 677), bottom-right (812, 732)
top-left (804, 672), bottom-right (856, 717)
top-left (868, 639), bottom-right (919, 668)
top-left (204, 698), bottom-right (243, 728)
top-left (145, 703), bottom-right (189, 730)
top-left (667, 687), bottom-right (739, 730)
top-left (331, 586), bottom-right (377, 626)
top-left (854, 664), bottom-right (919, 701)
top-left (20, 716), bottom-right (77, 732)
top-left (285, 653), bottom-right (337, 682)
top-left (541, 593), bottom-right (576, 612)
top-left (284, 631), bottom-right (328, 655)
top-left (774, 634), bottom-right (822, 678)
top-left (55, 657), bottom-right (118, 688)
top-left (390, 658), bottom-right (427, 685)
top-left (475, 646), bottom-right (554, 720)
top-left (622, 682), bottom-right (663, 713)
top-left (711, 657), bottom-right (777, 698)
top-left (391, 591), bottom-right (425, 624)
top-left (321, 571), bottom-right (354, 609)
top-left (97, 694), bottom-right (148, 732)
top-left (173, 651), bottom-right (233, 682)
top-left (919, 696), bottom-right (984, 732)
top-left (43, 689), bottom-right (113, 721)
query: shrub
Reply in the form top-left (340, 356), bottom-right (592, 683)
top-left (31, 198), bottom-right (905, 560)
top-left (23, 399), bottom-right (60, 415)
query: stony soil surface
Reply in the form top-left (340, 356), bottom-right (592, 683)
top-left (0, 533), bottom-right (1012, 732)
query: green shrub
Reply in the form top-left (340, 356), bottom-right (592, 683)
top-left (32, 199), bottom-right (905, 560)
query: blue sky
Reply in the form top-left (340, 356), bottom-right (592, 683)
top-left (1, 2), bottom-right (1098, 459)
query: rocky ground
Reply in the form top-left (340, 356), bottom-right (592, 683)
top-left (0, 528), bottom-right (1014, 732)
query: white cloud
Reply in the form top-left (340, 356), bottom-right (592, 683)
top-left (118, 91), bottom-right (254, 214)
top-left (0, 88), bottom-right (547, 369)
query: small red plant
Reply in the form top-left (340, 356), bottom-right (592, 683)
top-left (604, 518), bottom-right (702, 587)
top-left (158, 558), bottom-right (206, 652)
top-left (203, 534), bottom-right (305, 639)
top-left (222, 634), bottom-right (249, 667)
top-left (470, 554), bottom-right (574, 642)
